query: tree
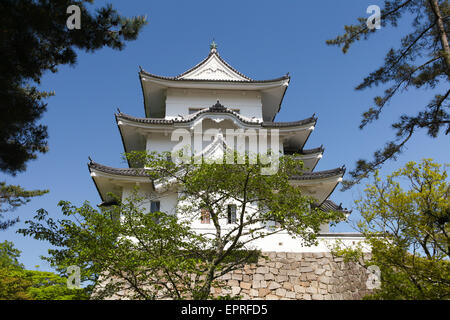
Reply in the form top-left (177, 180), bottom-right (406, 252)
top-left (18, 152), bottom-right (346, 299)
top-left (0, 182), bottom-right (48, 230)
top-left (0, 0), bottom-right (147, 230)
top-left (0, 0), bottom-right (147, 175)
top-left (327, 0), bottom-right (450, 190)
top-left (0, 241), bottom-right (87, 300)
top-left (333, 159), bottom-right (450, 299)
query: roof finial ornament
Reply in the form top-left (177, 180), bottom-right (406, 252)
top-left (210, 39), bottom-right (218, 53)
top-left (210, 100), bottom-right (225, 111)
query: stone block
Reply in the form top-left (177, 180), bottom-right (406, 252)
top-left (283, 282), bottom-right (293, 290)
top-left (315, 268), bottom-right (325, 275)
top-left (306, 286), bottom-right (318, 294)
top-left (264, 273), bottom-right (275, 281)
top-left (258, 288), bottom-right (271, 298)
top-left (294, 285), bottom-right (306, 293)
top-left (253, 273), bottom-right (265, 281)
top-left (285, 291), bottom-right (296, 299)
top-left (228, 280), bottom-right (239, 287)
top-left (250, 289), bottom-right (259, 297)
top-left (256, 267), bottom-right (269, 274)
top-left (275, 275), bottom-right (288, 282)
top-left (240, 282), bottom-right (251, 290)
top-left (300, 267), bottom-right (313, 273)
top-left (232, 287), bottom-right (241, 295)
top-left (275, 288), bottom-right (287, 297)
top-left (232, 273), bottom-right (243, 281)
top-left (268, 281), bottom-right (281, 290)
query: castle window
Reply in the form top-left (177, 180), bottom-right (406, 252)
top-left (201, 208), bottom-right (210, 224)
top-left (227, 204), bottom-right (237, 224)
top-left (150, 201), bottom-right (160, 213)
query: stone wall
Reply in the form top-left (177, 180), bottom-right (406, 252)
top-left (213, 252), bottom-right (372, 300)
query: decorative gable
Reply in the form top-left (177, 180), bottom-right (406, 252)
top-left (177, 47), bottom-right (251, 82)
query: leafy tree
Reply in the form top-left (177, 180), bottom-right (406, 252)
top-left (333, 159), bottom-right (450, 299)
top-left (0, 0), bottom-right (147, 230)
top-left (18, 152), bottom-right (346, 299)
top-left (19, 193), bottom-right (210, 300)
top-left (327, 1), bottom-right (450, 190)
top-left (0, 241), bottom-right (88, 300)
top-left (0, 182), bottom-right (48, 230)
top-left (0, 0), bottom-right (147, 175)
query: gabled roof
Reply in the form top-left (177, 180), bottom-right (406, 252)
top-left (139, 46), bottom-right (290, 120)
top-left (139, 47), bottom-right (289, 83)
top-left (175, 47), bottom-right (253, 81)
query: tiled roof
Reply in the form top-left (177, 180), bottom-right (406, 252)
top-left (88, 160), bottom-right (151, 177)
top-left (139, 49), bottom-right (290, 84)
top-left (140, 69), bottom-right (290, 83)
top-left (116, 101), bottom-right (316, 128)
top-left (319, 199), bottom-right (351, 214)
top-left (88, 160), bottom-right (344, 181)
top-left (290, 167), bottom-right (345, 180)
top-left (284, 145), bottom-right (324, 156)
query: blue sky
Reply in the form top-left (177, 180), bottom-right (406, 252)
top-left (1, 0), bottom-right (448, 270)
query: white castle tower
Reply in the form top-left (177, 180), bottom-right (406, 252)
top-left (88, 43), bottom-right (363, 252)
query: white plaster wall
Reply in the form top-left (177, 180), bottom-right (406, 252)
top-left (120, 184), bottom-right (178, 216)
top-left (145, 119), bottom-right (282, 159)
top-left (165, 88), bottom-right (263, 120)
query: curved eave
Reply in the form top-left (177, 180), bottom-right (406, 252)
top-left (116, 110), bottom-right (316, 130)
top-left (291, 148), bottom-right (324, 172)
top-left (140, 70), bottom-right (290, 86)
top-left (318, 199), bottom-right (351, 215)
top-left (88, 161), bottom-right (152, 201)
top-left (289, 167), bottom-right (345, 205)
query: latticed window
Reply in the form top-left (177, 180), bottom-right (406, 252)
top-left (150, 201), bottom-right (160, 213)
top-left (227, 204), bottom-right (237, 224)
top-left (201, 208), bottom-right (210, 224)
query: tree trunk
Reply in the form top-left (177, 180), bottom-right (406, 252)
top-left (429, 0), bottom-right (450, 74)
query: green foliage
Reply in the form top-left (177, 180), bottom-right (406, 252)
top-left (327, 0), bottom-right (450, 190)
top-left (0, 0), bottom-right (147, 174)
top-left (0, 182), bottom-right (48, 230)
top-left (19, 151), bottom-right (346, 299)
top-left (19, 192), bottom-right (210, 300)
top-left (333, 159), bottom-right (450, 299)
top-left (0, 241), bottom-right (88, 300)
